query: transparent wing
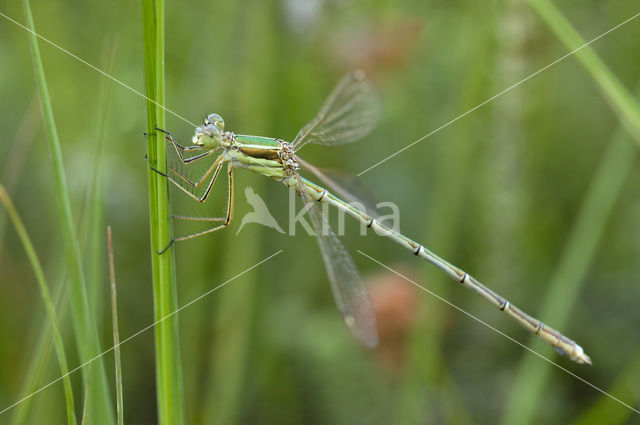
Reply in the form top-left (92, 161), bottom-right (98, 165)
top-left (295, 173), bottom-right (378, 347)
top-left (292, 70), bottom-right (382, 151)
top-left (297, 156), bottom-right (379, 217)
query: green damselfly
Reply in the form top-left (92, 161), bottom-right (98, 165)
top-left (152, 71), bottom-right (591, 364)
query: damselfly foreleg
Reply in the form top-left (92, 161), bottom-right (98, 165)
top-left (155, 127), bottom-right (213, 164)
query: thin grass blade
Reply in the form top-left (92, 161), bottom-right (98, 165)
top-left (80, 365), bottom-right (92, 425)
top-left (0, 186), bottom-right (77, 425)
top-left (527, 0), bottom-right (640, 144)
top-left (21, 1), bottom-right (114, 423)
top-left (107, 227), bottom-right (124, 425)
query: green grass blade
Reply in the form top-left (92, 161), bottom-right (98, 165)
top-left (142, 0), bottom-right (186, 423)
top-left (10, 267), bottom-right (69, 425)
top-left (10, 42), bottom-right (115, 423)
top-left (526, 0), bottom-right (640, 144)
top-left (501, 98), bottom-right (639, 425)
top-left (85, 40), bottom-right (118, 318)
top-left (21, 1), bottom-right (115, 424)
top-left (0, 186), bottom-right (77, 425)
top-left (107, 227), bottom-right (124, 425)
top-left (10, 293), bottom-right (58, 425)
top-left (80, 365), bottom-right (92, 425)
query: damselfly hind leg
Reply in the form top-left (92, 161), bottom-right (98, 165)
top-left (151, 157), bottom-right (235, 253)
top-left (171, 162), bottom-right (235, 243)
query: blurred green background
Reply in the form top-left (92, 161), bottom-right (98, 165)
top-left (1, 0), bottom-right (640, 424)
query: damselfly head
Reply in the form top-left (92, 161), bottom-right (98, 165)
top-left (204, 113), bottom-right (224, 130)
top-left (192, 113), bottom-right (225, 147)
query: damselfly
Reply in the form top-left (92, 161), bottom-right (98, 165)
top-left (152, 71), bottom-right (591, 365)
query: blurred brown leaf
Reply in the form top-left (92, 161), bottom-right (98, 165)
top-left (368, 265), bottom-right (419, 375)
top-left (327, 18), bottom-right (425, 75)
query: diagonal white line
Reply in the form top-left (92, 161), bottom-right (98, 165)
top-left (0, 250), bottom-right (283, 416)
top-left (356, 250), bottom-right (640, 415)
top-left (357, 11), bottom-right (640, 176)
top-left (0, 10), bottom-right (198, 128)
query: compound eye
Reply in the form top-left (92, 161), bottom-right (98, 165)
top-left (204, 124), bottom-right (222, 139)
top-left (205, 113), bottom-right (224, 131)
